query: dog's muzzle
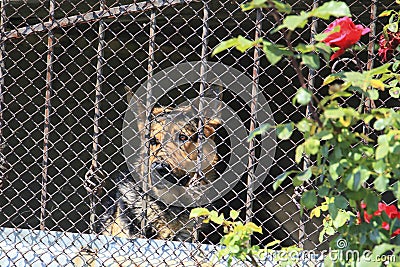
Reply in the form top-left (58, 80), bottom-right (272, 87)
top-left (151, 161), bottom-right (191, 186)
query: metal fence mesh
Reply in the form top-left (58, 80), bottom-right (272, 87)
top-left (0, 0), bottom-right (398, 265)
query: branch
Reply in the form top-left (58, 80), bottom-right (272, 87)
top-left (267, 3), bottom-right (323, 127)
top-left (248, 253), bottom-right (260, 267)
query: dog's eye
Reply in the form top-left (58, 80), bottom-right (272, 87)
top-left (149, 137), bottom-right (159, 146)
top-left (178, 134), bottom-right (189, 142)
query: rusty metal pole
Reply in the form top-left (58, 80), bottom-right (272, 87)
top-left (245, 8), bottom-right (262, 224)
top-left (141, 9), bottom-right (157, 238)
top-left (365, 0), bottom-right (377, 114)
top-left (296, 0), bottom-right (319, 249)
top-left (0, 0), bottom-right (8, 190)
top-left (86, 0), bottom-right (107, 235)
top-left (190, 1), bottom-right (210, 244)
top-left (40, 0), bottom-right (55, 230)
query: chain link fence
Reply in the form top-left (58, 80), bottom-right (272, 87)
top-left (0, 0), bottom-right (398, 265)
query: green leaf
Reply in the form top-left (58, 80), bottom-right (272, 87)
top-left (190, 208), bottom-right (210, 218)
top-left (302, 53), bottom-right (320, 69)
top-left (370, 79), bottom-right (385, 91)
top-left (296, 168), bottom-right (312, 182)
top-left (393, 61), bottom-right (400, 72)
top-left (344, 72), bottom-right (370, 91)
top-left (245, 222), bottom-right (263, 233)
top-left (315, 130), bottom-right (334, 141)
top-left (263, 41), bottom-right (293, 65)
top-left (329, 162), bottom-right (340, 180)
top-left (334, 195), bottom-right (348, 209)
top-left (324, 108), bottom-right (345, 119)
top-left (373, 118), bottom-right (389, 131)
top-left (315, 42), bottom-right (332, 54)
top-left (376, 145), bottom-right (389, 160)
top-left (301, 190), bottom-right (317, 209)
top-left (319, 230), bottom-right (326, 243)
top-left (265, 240), bottom-right (281, 248)
top-left (230, 210), bottom-right (239, 220)
top-left (315, 26), bottom-right (341, 42)
top-left (387, 22), bottom-right (399, 33)
top-left (212, 36), bottom-right (260, 56)
top-left (236, 36), bottom-right (257, 52)
top-left (297, 119), bottom-right (310, 133)
top-left (346, 188), bottom-right (367, 201)
top-left (212, 38), bottom-right (238, 56)
top-left (376, 135), bottom-right (390, 160)
top-left (276, 123), bottom-right (294, 140)
top-left (241, 0), bottom-right (291, 13)
top-left (389, 87), bottom-right (400, 98)
top-left (273, 170), bottom-right (298, 191)
top-left (304, 138), bottom-right (320, 155)
top-left (248, 123), bottom-right (273, 141)
top-left (322, 75), bottom-right (339, 86)
top-left (270, 0), bottom-right (292, 14)
top-left (310, 1), bottom-right (351, 20)
top-left (296, 44), bottom-right (315, 53)
top-left (210, 212), bottom-right (224, 225)
top-left (295, 144), bottom-right (304, 164)
top-left (229, 245), bottom-right (240, 253)
top-left (379, 10), bottom-right (394, 17)
top-left (295, 88), bottom-right (312, 105)
top-left (332, 210), bottom-right (350, 229)
top-left (241, 0), bottom-right (268, 11)
top-left (367, 89), bottom-right (379, 100)
top-left (318, 186), bottom-right (329, 197)
top-left (368, 63), bottom-right (392, 75)
top-left (365, 192), bottom-right (379, 215)
top-left (275, 11), bottom-right (309, 32)
top-left (374, 175), bottom-right (389, 193)
top-left (328, 203), bottom-right (338, 219)
top-left (325, 226), bottom-right (335, 236)
top-left (345, 166), bottom-right (370, 191)
top-left (372, 160), bottom-right (386, 174)
top-left (394, 182), bottom-right (400, 204)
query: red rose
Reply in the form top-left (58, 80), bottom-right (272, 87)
top-left (392, 228), bottom-right (400, 237)
top-left (384, 204), bottom-right (399, 219)
top-left (382, 221), bottom-right (390, 231)
top-left (378, 31), bottom-right (400, 62)
top-left (358, 202), bottom-right (400, 237)
top-left (322, 17), bottom-right (370, 60)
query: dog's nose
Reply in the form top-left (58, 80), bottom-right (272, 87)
top-left (151, 161), bottom-right (171, 176)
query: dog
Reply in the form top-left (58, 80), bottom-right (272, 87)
top-left (97, 86), bottom-right (222, 241)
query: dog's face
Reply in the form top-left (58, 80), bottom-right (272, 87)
top-left (148, 107), bottom-right (221, 186)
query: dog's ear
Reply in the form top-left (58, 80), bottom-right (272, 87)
top-left (204, 118), bottom-right (222, 138)
top-left (204, 82), bottom-right (223, 109)
top-left (125, 86), bottom-right (146, 132)
top-left (152, 107), bottom-right (174, 117)
top-left (191, 82), bottom-right (224, 122)
top-left (207, 118), bottom-right (221, 129)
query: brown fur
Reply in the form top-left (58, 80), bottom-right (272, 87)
top-left (98, 92), bottom-right (222, 241)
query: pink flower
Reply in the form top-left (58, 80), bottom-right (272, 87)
top-left (378, 31), bottom-right (400, 62)
top-left (322, 17), bottom-right (370, 60)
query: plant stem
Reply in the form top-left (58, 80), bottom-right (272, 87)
top-left (268, 4), bottom-right (323, 127)
top-left (248, 253), bottom-right (260, 267)
top-left (356, 200), bottom-right (365, 223)
top-left (352, 49), bottom-right (367, 113)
